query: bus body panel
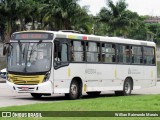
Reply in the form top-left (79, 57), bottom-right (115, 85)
top-left (53, 64), bottom-right (86, 93)
top-left (53, 64), bottom-right (157, 93)
top-left (5, 31), bottom-right (157, 97)
top-left (6, 80), bottom-right (53, 93)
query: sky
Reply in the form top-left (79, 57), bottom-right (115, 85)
top-left (78, 0), bottom-right (160, 16)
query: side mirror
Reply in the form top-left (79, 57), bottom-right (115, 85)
top-left (3, 43), bottom-right (10, 56)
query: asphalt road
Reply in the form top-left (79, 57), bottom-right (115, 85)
top-left (0, 79), bottom-right (160, 107)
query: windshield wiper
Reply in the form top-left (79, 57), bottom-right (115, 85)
top-left (18, 40), bottom-right (26, 59)
top-left (28, 40), bottom-right (42, 62)
top-left (18, 40), bottom-right (22, 46)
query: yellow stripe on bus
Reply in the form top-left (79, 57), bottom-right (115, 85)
top-left (68, 68), bottom-right (71, 77)
top-left (114, 69), bottom-right (117, 78)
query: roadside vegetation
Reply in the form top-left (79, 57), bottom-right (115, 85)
top-left (1, 94), bottom-right (160, 111)
top-left (0, 95), bottom-right (160, 119)
top-left (0, 0), bottom-right (159, 44)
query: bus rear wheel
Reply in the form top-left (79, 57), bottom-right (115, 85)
top-left (115, 79), bottom-right (132, 96)
top-left (31, 93), bottom-right (42, 99)
top-left (65, 80), bottom-right (79, 100)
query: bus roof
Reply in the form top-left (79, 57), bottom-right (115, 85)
top-left (54, 31), bottom-right (156, 47)
top-left (12, 30), bottom-right (156, 47)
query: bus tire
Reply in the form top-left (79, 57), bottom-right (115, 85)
top-left (87, 91), bottom-right (101, 97)
top-left (31, 93), bottom-right (42, 99)
top-left (65, 80), bottom-right (79, 100)
top-left (115, 79), bottom-right (132, 96)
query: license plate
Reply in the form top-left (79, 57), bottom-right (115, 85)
top-left (21, 87), bottom-right (29, 91)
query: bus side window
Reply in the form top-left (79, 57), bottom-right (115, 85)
top-left (125, 45), bottom-right (130, 63)
top-left (54, 41), bottom-right (60, 62)
top-left (112, 44), bottom-right (116, 62)
top-left (102, 43), bottom-right (116, 63)
top-left (61, 43), bottom-right (68, 62)
top-left (131, 46), bottom-right (142, 64)
top-left (143, 47), bottom-right (155, 65)
top-left (70, 44), bottom-right (74, 61)
top-left (54, 40), bottom-right (69, 67)
top-left (71, 41), bottom-right (84, 62)
top-left (86, 42), bottom-right (99, 62)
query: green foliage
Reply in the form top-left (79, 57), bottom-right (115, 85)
top-left (146, 23), bottom-right (160, 44)
top-left (0, 0), bottom-right (92, 42)
top-left (98, 0), bottom-right (140, 37)
top-left (0, 95), bottom-right (160, 120)
top-left (94, 0), bottom-right (160, 43)
top-left (1, 95), bottom-right (160, 111)
top-left (127, 17), bottom-right (148, 40)
top-left (0, 0), bottom-right (160, 44)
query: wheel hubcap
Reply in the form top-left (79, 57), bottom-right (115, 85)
top-left (125, 82), bottom-right (130, 94)
top-left (71, 84), bottom-right (77, 96)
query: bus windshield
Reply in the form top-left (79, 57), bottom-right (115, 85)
top-left (8, 42), bottom-right (52, 73)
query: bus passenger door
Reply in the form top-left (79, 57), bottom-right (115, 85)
top-left (53, 39), bottom-right (70, 93)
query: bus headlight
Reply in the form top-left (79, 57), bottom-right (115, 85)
top-left (43, 72), bottom-right (51, 82)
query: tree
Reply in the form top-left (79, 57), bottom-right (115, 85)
top-left (0, 0), bottom-right (96, 42)
top-left (98, 0), bottom-right (140, 37)
top-left (127, 16), bottom-right (148, 40)
top-left (42, 0), bottom-right (79, 30)
top-left (70, 6), bottom-right (92, 34)
top-left (0, 0), bottom-right (19, 42)
top-left (42, 0), bottom-right (91, 33)
top-left (146, 23), bottom-right (160, 44)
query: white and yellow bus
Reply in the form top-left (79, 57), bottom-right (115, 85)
top-left (3, 30), bottom-right (157, 99)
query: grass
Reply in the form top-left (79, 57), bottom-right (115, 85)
top-left (1, 94), bottom-right (160, 111)
top-left (0, 95), bottom-right (160, 120)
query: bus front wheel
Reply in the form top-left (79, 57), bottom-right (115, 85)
top-left (115, 79), bottom-right (132, 96)
top-left (31, 93), bottom-right (42, 99)
top-left (65, 80), bottom-right (79, 100)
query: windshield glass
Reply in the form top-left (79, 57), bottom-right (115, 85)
top-left (8, 42), bottom-right (52, 73)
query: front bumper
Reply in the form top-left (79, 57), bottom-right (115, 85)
top-left (6, 80), bottom-right (53, 94)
